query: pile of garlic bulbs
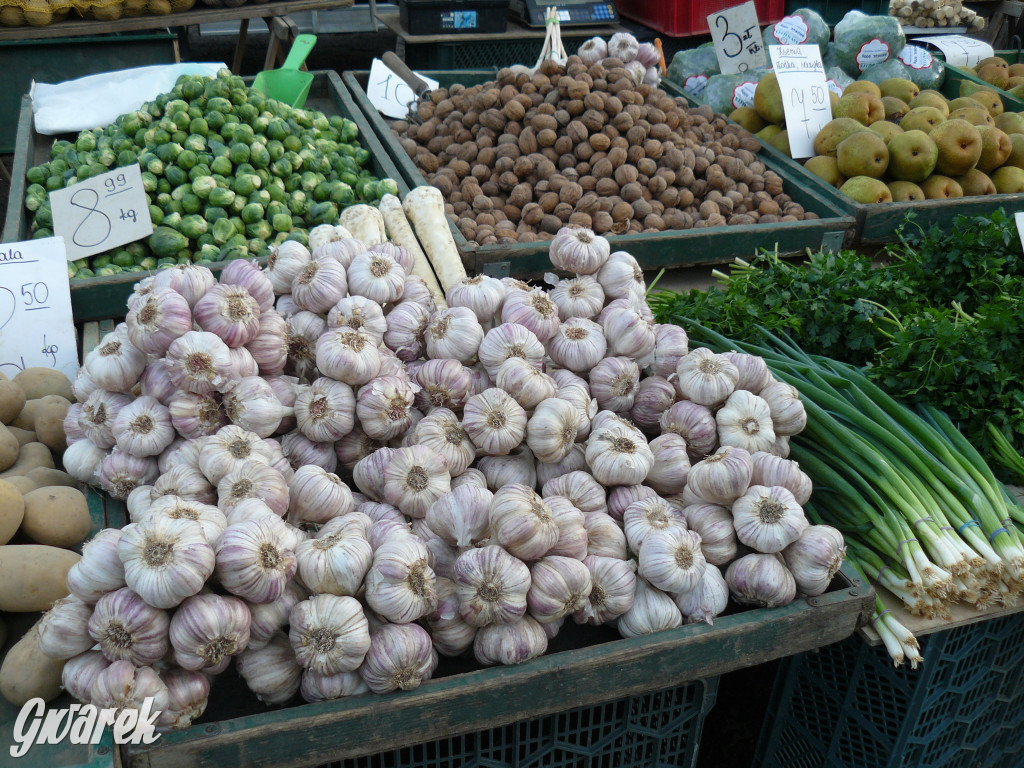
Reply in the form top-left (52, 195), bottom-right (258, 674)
top-left (44, 220), bottom-right (845, 727)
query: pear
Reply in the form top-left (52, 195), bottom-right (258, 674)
top-left (1008, 83), bottom-right (1024, 100)
top-left (833, 92), bottom-right (885, 125)
top-left (1009, 62), bottom-right (1024, 77)
top-left (730, 107), bottom-right (766, 133)
top-left (769, 129), bottom-right (791, 157)
top-left (955, 169), bottom-right (998, 196)
top-left (901, 106), bottom-right (945, 133)
top-left (839, 176), bottom-right (892, 203)
top-left (920, 175), bottom-right (964, 199)
top-left (754, 73), bottom-right (786, 125)
top-left (929, 119), bottom-right (983, 176)
top-left (977, 64), bottom-right (1010, 90)
top-left (994, 111), bottom-right (1024, 136)
top-left (844, 81), bottom-right (882, 98)
top-left (1005, 133), bottom-right (1024, 168)
top-left (813, 117), bottom-right (870, 156)
top-left (992, 165), bottom-right (1024, 192)
top-left (961, 89), bottom-right (1004, 117)
top-left (829, 91), bottom-right (840, 113)
top-left (756, 124), bottom-right (783, 142)
top-left (836, 131), bottom-right (889, 179)
top-left (886, 130), bottom-right (938, 182)
top-left (909, 92), bottom-right (950, 118)
top-left (870, 121), bottom-right (904, 143)
top-left (959, 80), bottom-right (991, 98)
top-left (804, 155), bottom-right (845, 187)
top-left (977, 56), bottom-right (1009, 71)
top-left (1008, 76), bottom-right (1024, 88)
top-left (879, 78), bottom-right (920, 104)
top-left (948, 107), bottom-right (994, 128)
top-left (882, 96), bottom-right (910, 122)
top-left (947, 96), bottom-right (985, 112)
top-left (887, 180), bottom-right (926, 201)
top-left (975, 126), bottom-right (1013, 172)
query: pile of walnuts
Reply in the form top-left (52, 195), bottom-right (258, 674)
top-left (391, 56), bottom-right (817, 246)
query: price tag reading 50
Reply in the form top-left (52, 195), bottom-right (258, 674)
top-left (49, 163), bottom-right (153, 262)
top-left (769, 45), bottom-right (832, 159)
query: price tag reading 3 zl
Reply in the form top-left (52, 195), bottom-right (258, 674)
top-left (708, 1), bottom-right (767, 74)
top-left (769, 45), bottom-right (832, 159)
top-left (49, 163), bottom-right (153, 261)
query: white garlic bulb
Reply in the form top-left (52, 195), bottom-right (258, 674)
top-left (536, 444), bottom-right (589, 488)
top-left (193, 284), bottom-right (262, 348)
top-left (348, 251), bottom-right (406, 304)
top-left (758, 380), bottom-right (808, 436)
top-left (645, 434), bottom-right (691, 495)
top-left (451, 467), bottom-right (488, 490)
top-left (359, 622), bottom-right (436, 693)
top-left (477, 446), bottom-right (537, 491)
top-left (147, 264), bottom-right (213, 310)
top-left (426, 485), bottom-right (493, 549)
top-left (527, 556), bottom-right (593, 623)
top-left (198, 425), bottom-right (273, 485)
top-left (412, 518), bottom-right (459, 580)
top-left (550, 227), bottom-right (611, 275)
top-left (716, 390), bottom-right (776, 454)
top-left (63, 438), bottom-right (107, 485)
top-left (454, 545), bottom-right (532, 627)
top-left (294, 377), bottom-right (355, 443)
top-left (412, 359), bottom-right (474, 412)
top-left (547, 274), bottom-right (605, 321)
top-left (732, 485), bottom-right (808, 553)
top-left (543, 471), bottom-right (607, 517)
top-left (287, 465), bottom-right (354, 527)
top-left (143, 495), bottom-right (227, 548)
top-left (295, 517), bottom-right (373, 596)
top-left (382, 445), bottom-right (451, 518)
top-left (410, 408), bottom-right (475, 476)
top-left (365, 537), bottom-right (438, 623)
top-left (36, 596), bottom-right (95, 660)
top-left (686, 446), bottom-right (754, 505)
top-left (447, 274), bottom-right (507, 323)
top-left (596, 251), bottom-right (645, 298)
top-left (126, 287), bottom-right (192, 356)
top-left (118, 516), bottom-right (214, 609)
top-left (99, 449), bottom-right (159, 500)
top-left (724, 352), bottom-right (773, 394)
top-left (289, 595), bottom-right (371, 675)
top-left (782, 525), bottom-right (846, 596)
top-left (352, 447), bottom-right (394, 501)
top-left (501, 289), bottom-right (561, 343)
top-left (151, 464), bottom-right (216, 505)
top-left (286, 310), bottom-right (326, 381)
top-left (463, 388), bottom-right (528, 456)
top-left (601, 302), bottom-right (656, 359)
top-left (607, 484), bottom-right (658, 522)
top-left (526, 398), bottom-right (579, 464)
top-left (300, 669), bottom-right (369, 703)
top-left (316, 329), bottom-right (381, 387)
top-left (650, 324), bottom-right (689, 378)
top-left (383, 301), bottom-right (430, 362)
top-left (617, 577), bottom-right (682, 638)
top-left (548, 318), bottom-right (607, 374)
top-left (683, 503), bottom-right (738, 566)
top-left (169, 593), bottom-right (251, 674)
top-left (490, 484), bottom-right (559, 561)
top-left (676, 348), bottom-right (739, 407)
top-left (725, 553), bottom-right (797, 608)
top-left (158, 669), bottom-right (212, 730)
top-left (545, 496), bottom-right (589, 560)
top-left (474, 615), bottom-right (548, 666)
top-left (495, 358), bottom-right (558, 412)
top-left (169, 391), bottom-right (227, 440)
top-left (62, 651), bottom-right (110, 703)
top-left (638, 527), bottom-right (706, 594)
top-left (356, 375), bottom-right (417, 442)
top-left (660, 400), bottom-right (720, 462)
top-left (751, 452), bottom-right (813, 505)
top-left (236, 631), bottom-right (302, 705)
top-left (248, 581), bottom-right (307, 651)
top-left (291, 257), bottom-right (348, 314)
top-left (281, 431), bottom-right (336, 474)
top-left (83, 331), bottom-right (146, 393)
top-left (589, 356), bottom-right (640, 412)
top-left (574, 555), bottom-right (636, 625)
top-left (266, 241), bottom-right (311, 294)
top-left (478, 323), bottom-right (545, 378)
top-left (216, 518), bottom-right (298, 603)
top-left (630, 377), bottom-right (677, 433)
top-left (217, 462), bottom-right (290, 517)
top-left (246, 310), bottom-right (289, 377)
top-left (67, 528), bottom-right (126, 603)
top-left (586, 422), bottom-right (653, 487)
top-left (165, 331), bottom-right (235, 395)
top-left (426, 577), bottom-right (477, 656)
top-left (675, 563), bottom-right (729, 625)
top-left (91, 661), bottom-right (170, 718)
top-left (88, 587), bottom-right (170, 665)
top-left (623, 495), bottom-right (687, 555)
top-left (327, 296), bottom-right (388, 343)
top-left (79, 389), bottom-right (133, 449)
top-left (584, 512), bottom-right (628, 560)
top-left (425, 307), bottom-right (484, 364)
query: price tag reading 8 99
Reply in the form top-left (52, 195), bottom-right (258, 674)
top-left (49, 163), bottom-right (153, 262)
top-left (707, 1), bottom-right (767, 74)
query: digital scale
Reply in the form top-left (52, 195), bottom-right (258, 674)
top-left (509, 0), bottom-right (619, 27)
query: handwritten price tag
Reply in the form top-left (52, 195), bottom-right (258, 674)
top-left (367, 58), bottom-right (441, 120)
top-left (49, 164), bottom-right (153, 262)
top-left (769, 45), bottom-right (832, 159)
top-left (0, 237), bottom-right (78, 381)
top-left (912, 35), bottom-right (993, 69)
top-left (708, 1), bottom-right (767, 74)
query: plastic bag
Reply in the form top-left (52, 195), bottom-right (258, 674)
top-left (896, 44), bottom-right (946, 90)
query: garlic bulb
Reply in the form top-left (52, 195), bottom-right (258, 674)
top-left (248, 581), bottom-right (307, 651)
top-left (601, 302), bottom-right (656, 359)
top-left (644, 434), bottom-right (690, 495)
top-left (608, 31), bottom-right (640, 61)
top-left (169, 593), bottom-right (251, 674)
top-left (495, 359), bottom-right (558, 412)
top-left (80, 389), bottom-right (133, 449)
top-left (585, 512), bottom-right (628, 560)
top-left (165, 331), bottom-right (234, 395)
top-left (423, 307), bottom-right (483, 364)
top-left (83, 331), bottom-right (146, 393)
top-left (382, 445), bottom-right (451, 518)
top-left (217, 462), bottom-right (289, 517)
top-left (577, 36), bottom-right (607, 65)
top-left (474, 616), bottom-right (548, 666)
top-left (281, 431), bottom-right (337, 473)
top-left (359, 622), bottom-right (435, 693)
top-left (782, 525), bottom-right (846, 596)
top-left (289, 595), bottom-right (370, 675)
top-left (220, 259), bottom-right (274, 311)
top-left (315, 236), bottom-right (363, 268)
top-left (722, 352), bottom-right (772, 394)
top-left (608, 485), bottom-right (657, 523)
top-left (286, 311), bottom-right (326, 381)
top-left (478, 446), bottom-right (537, 491)
top-left (683, 503), bottom-right (738, 566)
top-left (447, 274), bottom-right (507, 322)
top-left (501, 289), bottom-right (560, 343)
top-left (659, 400), bottom-right (718, 462)
top-left (732, 485), bottom-right (808, 553)
top-left (143, 495), bottom-right (226, 548)
top-left (36, 596), bottom-right (95, 659)
top-left (348, 251), bottom-right (406, 304)
top-left (478, 323), bottom-right (545, 378)
top-left (544, 496), bottom-right (589, 560)
top-left (361, 500), bottom-right (405, 524)
top-left (597, 251), bottom-right (645, 299)
top-left (464, 388), bottom-right (528, 456)
top-left (574, 555), bottom-right (636, 625)
top-left (316, 329), bottom-right (381, 387)
top-left (158, 669), bottom-right (211, 730)
top-left (524, 398), bottom-right (578, 464)
top-left (412, 359), bottom-right (473, 412)
top-left (426, 486), bottom-right (493, 548)
top-left (67, 528), bottom-right (126, 602)
top-left (216, 518), bottom-right (298, 603)
top-left (412, 518), bottom-right (459, 580)
top-left (676, 348), bottom-right (739, 407)
top-left (292, 377), bottom-right (355, 443)
top-left (650, 324), bottom-right (689, 378)
top-left (295, 517), bottom-right (373, 596)
top-left (91, 661), bottom-right (170, 717)
top-left (638, 527), bottom-right (706, 594)
top-left (409, 408), bottom-right (475, 476)
top-left (451, 467), bottom-right (488, 490)
top-left (751, 452), bottom-right (813, 505)
top-left (236, 631), bottom-right (302, 705)
top-left (287, 465), bottom-right (354, 526)
top-left (88, 587), bottom-right (170, 665)
top-left (623, 496), bottom-right (687, 555)
top-left (426, 577), bottom-right (477, 656)
top-left (585, 422), bottom-right (653, 487)
top-left (327, 296), bottom-right (388, 343)
top-left (687, 446), bottom-right (754, 505)
top-left (229, 345), bottom-right (260, 380)
top-left (717, 390), bottom-right (776, 454)
top-left (527, 556), bottom-right (592, 623)
top-left (169, 391), bottom-right (227, 440)
top-left (99, 449), bottom-right (159, 500)
top-left (401, 275), bottom-right (437, 313)
top-left (547, 318), bottom-right (607, 374)
top-left (126, 288), bottom-right (192, 356)
top-left (118, 516), bottom-right (214, 609)
top-left (152, 464), bottom-right (216, 505)
top-left (454, 545), bottom-right (531, 626)
top-left (353, 447), bottom-right (394, 500)
top-left (292, 257), bottom-right (348, 314)
top-left (550, 227), bottom-right (611, 274)
top-left (676, 563), bottom-right (729, 625)
top-left (759, 380), bottom-right (808, 436)
top-left (491, 484), bottom-right (559, 560)
top-left (193, 284), bottom-right (261, 348)
top-left (336, 426), bottom-right (386, 471)
top-left (355, 376), bottom-right (417, 441)
top-left (300, 670), bottom-right (369, 703)
top-left (384, 301), bottom-right (430, 361)
top-left (159, 438), bottom-right (204, 474)
top-left (725, 553), bottom-right (797, 608)
top-left (62, 651), bottom-right (110, 703)
top-left (547, 274), bottom-right (605, 321)
top-left (198, 425), bottom-right (273, 484)
top-left (536, 444), bottom-right (588, 488)
top-left (543, 471), bottom-right (607, 517)
top-left (225, 499), bottom-right (303, 546)
top-left (630, 377), bottom-right (676, 434)
top-left (589, 356), bottom-right (640, 412)
top-left (72, 366), bottom-right (99, 402)
top-left (365, 537), bottom-right (437, 622)
top-left (151, 263), bottom-right (216, 308)
top-left (617, 577), bottom-right (682, 638)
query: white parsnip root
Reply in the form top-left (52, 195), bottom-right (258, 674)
top-left (379, 194), bottom-right (447, 308)
top-left (403, 186), bottom-right (468, 293)
top-left (339, 205), bottom-right (387, 245)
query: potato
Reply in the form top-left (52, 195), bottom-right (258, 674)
top-left (13, 368), bottom-right (74, 403)
top-left (0, 381), bottom-right (25, 425)
top-left (0, 545), bottom-right (78, 611)
top-left (32, 395), bottom-right (71, 453)
top-left (0, 442), bottom-right (54, 479)
top-left (0, 426), bottom-right (17, 473)
top-left (26, 468), bottom-right (77, 489)
top-left (0, 479), bottom-right (25, 545)
top-left (10, 400), bottom-right (38, 431)
top-left (6, 427), bottom-right (36, 448)
top-left (0, 616), bottom-right (65, 705)
top-left (2, 477), bottom-right (36, 496)
top-left (21, 487), bottom-right (91, 548)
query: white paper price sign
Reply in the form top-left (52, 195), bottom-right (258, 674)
top-left (0, 237), bottom-right (78, 382)
top-left (912, 35), bottom-right (994, 68)
top-left (49, 164), bottom-right (153, 262)
top-left (367, 58), bottom-right (441, 120)
top-left (769, 45), bottom-right (832, 159)
top-left (707, 1), bottom-right (767, 74)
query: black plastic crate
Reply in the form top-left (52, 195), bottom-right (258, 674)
top-left (399, 0), bottom-right (511, 35)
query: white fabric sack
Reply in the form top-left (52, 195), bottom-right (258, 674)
top-left (30, 62), bottom-right (228, 135)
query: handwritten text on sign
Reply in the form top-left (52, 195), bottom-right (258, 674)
top-left (367, 58), bottom-right (441, 120)
top-left (0, 237), bottom-right (78, 381)
top-left (769, 45), bottom-right (832, 159)
top-left (49, 164), bottom-right (153, 262)
top-left (912, 34), bottom-right (993, 69)
top-left (708, 1), bottom-right (767, 74)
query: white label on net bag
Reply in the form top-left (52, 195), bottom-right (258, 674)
top-left (898, 46), bottom-right (934, 70)
top-left (771, 15), bottom-right (810, 45)
top-left (732, 80), bottom-right (758, 108)
top-left (856, 39), bottom-right (891, 72)
top-left (826, 79), bottom-right (845, 97)
top-left (684, 74), bottom-right (710, 97)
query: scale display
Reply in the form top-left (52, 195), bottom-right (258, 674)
top-left (510, 0), bottom-right (618, 27)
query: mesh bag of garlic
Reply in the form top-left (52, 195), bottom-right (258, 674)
top-left (45, 215), bottom-right (844, 724)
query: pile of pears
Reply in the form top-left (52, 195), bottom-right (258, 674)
top-left (731, 71), bottom-right (1024, 204)
top-left (965, 55), bottom-right (1024, 100)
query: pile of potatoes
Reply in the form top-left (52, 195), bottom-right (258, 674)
top-left (0, 368), bottom-right (90, 707)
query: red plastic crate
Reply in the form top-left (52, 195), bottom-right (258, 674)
top-left (616, 0), bottom-right (784, 37)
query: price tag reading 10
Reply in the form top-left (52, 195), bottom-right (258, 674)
top-left (49, 163), bottom-right (154, 262)
top-left (769, 45), bottom-right (832, 159)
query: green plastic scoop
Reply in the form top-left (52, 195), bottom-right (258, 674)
top-left (252, 34), bottom-right (317, 108)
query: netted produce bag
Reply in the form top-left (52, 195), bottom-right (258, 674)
top-left (73, 0), bottom-right (125, 20)
top-left (169, 0), bottom-right (195, 11)
top-left (0, 0), bottom-right (26, 26)
top-left (146, 0), bottom-right (171, 14)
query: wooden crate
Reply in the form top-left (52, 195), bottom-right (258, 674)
top-left (2, 70), bottom-right (410, 324)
